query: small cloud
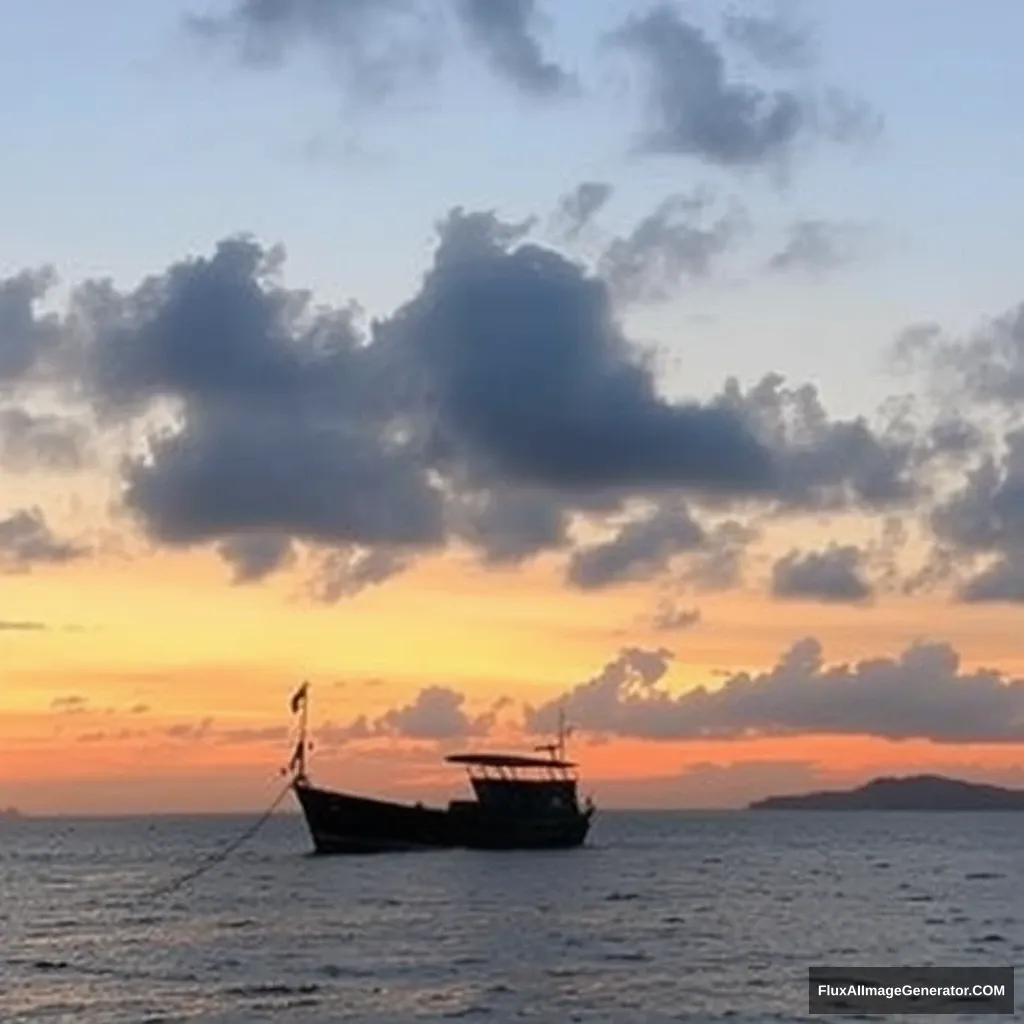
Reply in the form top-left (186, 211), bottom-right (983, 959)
top-left (455, 0), bottom-right (573, 98)
top-left (599, 192), bottom-right (745, 305)
top-left (51, 694), bottom-right (88, 714)
top-left (165, 717), bottom-right (215, 741)
top-left (553, 181), bottom-right (614, 242)
top-left (771, 544), bottom-right (873, 604)
top-left (767, 219), bottom-right (861, 277)
top-left (0, 507), bottom-right (88, 573)
top-left (217, 532), bottom-right (295, 584)
top-left (650, 601), bottom-right (701, 632)
top-left (0, 619), bottom-right (47, 631)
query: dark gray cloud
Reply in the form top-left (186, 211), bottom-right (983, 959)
top-left (387, 208), bottom-right (774, 495)
top-left (24, 212), bottom-right (937, 596)
top-left (718, 373), bottom-right (920, 511)
top-left (449, 484), bottom-right (570, 566)
top-left (455, 0), bottom-right (571, 97)
top-left (922, 430), bottom-right (1024, 603)
top-left (526, 638), bottom-right (1024, 744)
top-left (771, 544), bottom-right (873, 603)
top-left (75, 236), bottom-right (446, 566)
top-left (959, 555), bottom-right (1024, 604)
top-left (598, 192), bottom-right (745, 304)
top-left (612, 4), bottom-right (804, 168)
top-left (766, 219), bottom-right (858, 277)
top-left (0, 267), bottom-right (63, 385)
top-left (186, 0), bottom-right (440, 104)
top-left (567, 501), bottom-right (705, 589)
top-left (0, 508), bottom-right (87, 572)
top-left (216, 533), bottom-right (295, 584)
top-left (885, 300), bottom-right (1024, 601)
top-left (554, 181), bottom-right (614, 241)
top-left (188, 0), bottom-right (571, 105)
top-left (612, 3), bottom-right (877, 170)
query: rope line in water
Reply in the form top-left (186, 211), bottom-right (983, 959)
top-left (143, 779), bottom-right (294, 902)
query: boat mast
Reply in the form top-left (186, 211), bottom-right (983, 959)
top-left (287, 681), bottom-right (311, 785)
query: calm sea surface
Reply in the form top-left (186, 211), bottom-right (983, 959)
top-left (1, 810), bottom-right (1020, 1022)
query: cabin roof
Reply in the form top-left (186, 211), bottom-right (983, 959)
top-left (445, 752), bottom-right (577, 769)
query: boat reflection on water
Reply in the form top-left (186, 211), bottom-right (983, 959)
top-left (284, 683), bottom-right (595, 853)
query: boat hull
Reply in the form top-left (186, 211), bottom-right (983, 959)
top-left (293, 782), bottom-right (592, 854)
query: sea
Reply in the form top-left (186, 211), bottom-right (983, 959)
top-left (1, 810), bottom-right (1020, 1023)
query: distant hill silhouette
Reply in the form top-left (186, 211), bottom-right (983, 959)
top-left (748, 774), bottom-right (1024, 811)
top-left (0, 807), bottom-right (24, 820)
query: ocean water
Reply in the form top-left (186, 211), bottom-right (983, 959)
top-left (1, 809), bottom-right (1020, 1022)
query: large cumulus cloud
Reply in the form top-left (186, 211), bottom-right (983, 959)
top-left (523, 640), bottom-right (1024, 744)
top-left (326, 636), bottom-right (1024, 747)
top-left (1, 205), bottom-right (968, 595)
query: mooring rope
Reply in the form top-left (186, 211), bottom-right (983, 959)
top-left (142, 779), bottom-right (294, 902)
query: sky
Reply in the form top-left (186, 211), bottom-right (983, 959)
top-left (3, 0), bottom-right (1024, 814)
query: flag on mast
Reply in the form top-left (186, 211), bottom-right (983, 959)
top-left (290, 681), bottom-right (309, 715)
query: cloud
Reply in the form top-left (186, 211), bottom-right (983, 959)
top-left (918, 429), bottom-right (1024, 601)
top-left (682, 518), bottom-right (759, 590)
top-left (0, 619), bottom-right (48, 631)
top-left (308, 546), bottom-right (407, 602)
top-left (188, 0), bottom-right (570, 105)
top-left (766, 219), bottom-right (859, 277)
top-left (598, 192), bottom-right (745, 304)
top-left (526, 639), bottom-right (1024, 744)
top-left (0, 267), bottom-right (63, 386)
top-left (611, 5), bottom-right (789, 169)
top-left (554, 181), bottom-right (613, 241)
top-left (334, 685), bottom-right (500, 743)
top-left (448, 484), bottom-right (569, 566)
top-left (649, 600), bottom-right (701, 631)
top-left (0, 209), bottom-right (940, 596)
top-left (387, 207), bottom-right (773, 495)
top-left (165, 717), bottom-right (215, 740)
top-left (771, 544), bottom-right (873, 604)
top-left (889, 302), bottom-right (1024, 413)
top-left (611, 3), bottom-right (878, 171)
top-left (718, 372), bottom-right (920, 510)
top-left (959, 555), bottom-right (1024, 604)
top-left (217, 533), bottom-right (296, 584)
top-left (76, 236), bottom-right (445, 569)
top-left (185, 0), bottom-right (440, 104)
top-left (455, 0), bottom-right (571, 97)
top-left (723, 5), bottom-right (816, 71)
top-left (51, 695), bottom-right (88, 714)
top-left (0, 407), bottom-right (88, 472)
top-left (567, 500), bottom-right (706, 589)
top-left (0, 508), bottom-right (87, 572)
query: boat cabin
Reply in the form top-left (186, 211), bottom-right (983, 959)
top-left (445, 752), bottom-right (583, 816)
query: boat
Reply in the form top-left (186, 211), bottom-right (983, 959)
top-left (283, 683), bottom-right (595, 853)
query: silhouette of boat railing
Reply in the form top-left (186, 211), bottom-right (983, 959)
top-left (283, 684), bottom-right (594, 853)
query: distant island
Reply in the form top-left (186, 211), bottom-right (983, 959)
top-left (0, 807), bottom-right (24, 821)
top-left (748, 775), bottom-right (1024, 811)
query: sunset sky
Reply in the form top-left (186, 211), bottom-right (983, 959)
top-left (3, 0), bottom-right (1024, 814)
